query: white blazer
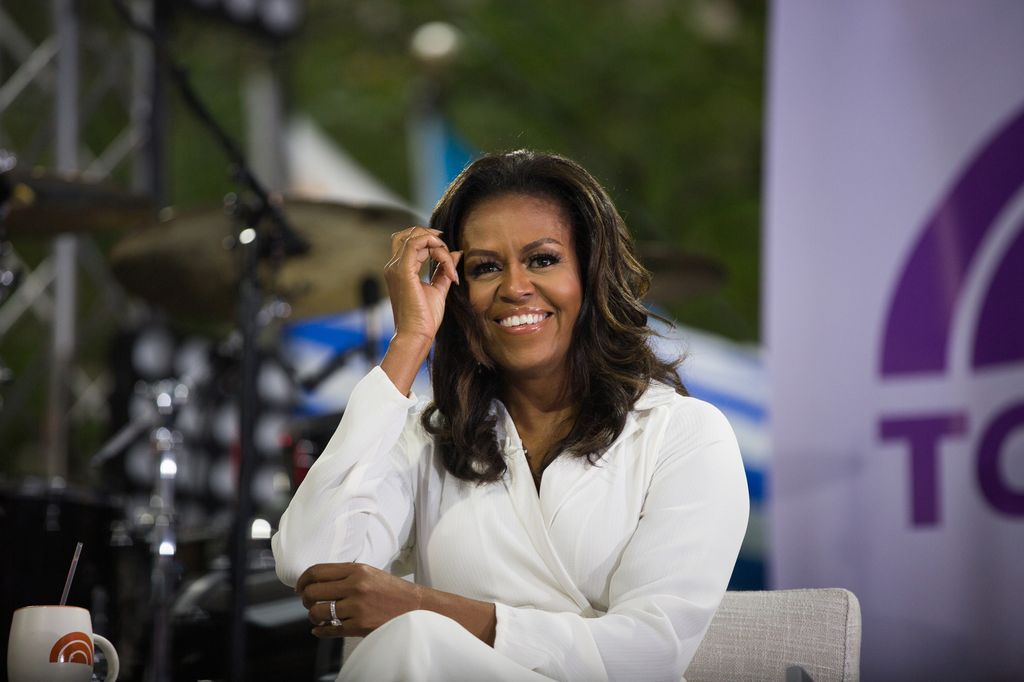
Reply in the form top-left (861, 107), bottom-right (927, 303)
top-left (273, 367), bottom-right (749, 681)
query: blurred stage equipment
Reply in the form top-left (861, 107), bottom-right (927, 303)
top-left (109, 1), bottom-right (417, 677)
top-left (109, 198), bottom-right (405, 322)
top-left (0, 152), bottom-right (19, 400)
top-left (0, 154), bottom-right (154, 411)
top-left (180, 0), bottom-right (305, 40)
top-left (170, 567), bottom-right (321, 681)
top-left (0, 0), bottom-right (164, 479)
top-left (111, 1), bottom-right (308, 676)
top-left (0, 168), bottom-right (154, 237)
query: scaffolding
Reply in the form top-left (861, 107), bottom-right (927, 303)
top-left (0, 0), bottom-right (160, 479)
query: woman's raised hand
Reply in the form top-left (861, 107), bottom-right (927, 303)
top-left (380, 226), bottom-right (461, 393)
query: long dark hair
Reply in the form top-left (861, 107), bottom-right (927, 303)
top-left (421, 150), bottom-right (685, 483)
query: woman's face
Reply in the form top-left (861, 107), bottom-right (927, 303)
top-left (460, 192), bottom-right (583, 383)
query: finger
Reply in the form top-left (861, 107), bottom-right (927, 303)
top-left (308, 600), bottom-right (329, 626)
top-left (296, 562), bottom-right (352, 595)
top-left (427, 246), bottom-right (459, 285)
top-left (299, 561), bottom-right (358, 602)
top-left (296, 565), bottom-right (327, 594)
top-left (301, 580), bottom-right (354, 609)
top-left (303, 575), bottom-right (370, 609)
top-left (311, 622), bottom-right (348, 639)
top-left (390, 227), bottom-right (442, 257)
top-left (307, 598), bottom-right (350, 626)
top-left (393, 234), bottom-right (448, 273)
top-left (396, 237), bottom-right (451, 284)
top-left (430, 251), bottom-right (463, 291)
top-left (301, 582), bottom-right (345, 609)
top-left (405, 233), bottom-right (449, 256)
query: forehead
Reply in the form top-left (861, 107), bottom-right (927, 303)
top-left (461, 193), bottom-right (573, 248)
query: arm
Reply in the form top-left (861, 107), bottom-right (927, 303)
top-left (271, 366), bottom-right (422, 586)
top-left (492, 401), bottom-right (750, 681)
top-left (273, 224), bottom-right (461, 585)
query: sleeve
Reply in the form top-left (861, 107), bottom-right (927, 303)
top-left (492, 400), bottom-right (750, 682)
top-left (271, 366), bottom-right (424, 587)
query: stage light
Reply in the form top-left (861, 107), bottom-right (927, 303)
top-left (250, 518), bottom-right (272, 540)
top-left (132, 326), bottom-right (175, 379)
top-left (175, 338), bottom-right (213, 385)
top-left (260, 0), bottom-right (302, 35)
top-left (410, 21), bottom-right (462, 68)
top-left (160, 457), bottom-right (178, 478)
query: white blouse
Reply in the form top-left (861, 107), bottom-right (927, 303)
top-left (272, 367), bottom-right (749, 682)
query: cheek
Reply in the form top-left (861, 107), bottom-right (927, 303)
top-left (553, 279), bottom-right (583, 316)
top-left (467, 282), bottom-right (492, 317)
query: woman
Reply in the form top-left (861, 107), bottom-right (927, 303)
top-left (272, 150), bottom-right (749, 681)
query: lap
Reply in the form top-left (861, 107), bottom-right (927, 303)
top-left (337, 610), bottom-right (551, 682)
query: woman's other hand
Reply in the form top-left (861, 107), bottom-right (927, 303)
top-left (295, 562), bottom-right (497, 645)
top-left (297, 563), bottom-right (422, 639)
top-left (381, 227), bottom-right (462, 394)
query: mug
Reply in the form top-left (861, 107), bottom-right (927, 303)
top-left (7, 605), bottom-right (119, 682)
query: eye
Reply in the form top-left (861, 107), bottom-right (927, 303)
top-left (528, 252), bottom-right (561, 268)
top-left (469, 260), bottom-right (500, 277)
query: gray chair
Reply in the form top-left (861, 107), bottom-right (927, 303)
top-left (686, 588), bottom-right (861, 682)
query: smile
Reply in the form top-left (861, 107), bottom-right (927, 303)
top-left (495, 312), bottom-right (552, 329)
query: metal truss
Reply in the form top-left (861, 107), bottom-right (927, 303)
top-left (0, 0), bottom-right (155, 477)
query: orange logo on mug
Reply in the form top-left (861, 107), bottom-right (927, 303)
top-left (49, 631), bottom-right (94, 665)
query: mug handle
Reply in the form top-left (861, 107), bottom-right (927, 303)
top-left (92, 634), bottom-right (120, 681)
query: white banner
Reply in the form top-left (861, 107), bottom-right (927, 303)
top-left (766, 2), bottom-right (1024, 679)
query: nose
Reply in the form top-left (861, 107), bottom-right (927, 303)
top-left (498, 262), bottom-right (533, 302)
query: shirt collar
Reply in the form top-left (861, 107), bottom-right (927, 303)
top-left (491, 380), bottom-right (679, 455)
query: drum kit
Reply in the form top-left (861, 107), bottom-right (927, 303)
top-left (0, 154), bottom-right (419, 680)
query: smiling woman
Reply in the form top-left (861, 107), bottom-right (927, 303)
top-left (272, 150), bottom-right (749, 682)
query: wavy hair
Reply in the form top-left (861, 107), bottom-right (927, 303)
top-left (421, 150), bottom-right (685, 483)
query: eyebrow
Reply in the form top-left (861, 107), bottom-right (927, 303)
top-left (464, 237), bottom-right (564, 260)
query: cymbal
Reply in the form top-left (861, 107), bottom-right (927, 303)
top-left (2, 169), bottom-right (155, 236)
top-left (110, 198), bottom-right (418, 321)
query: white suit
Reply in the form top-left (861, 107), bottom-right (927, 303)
top-left (272, 367), bottom-right (749, 681)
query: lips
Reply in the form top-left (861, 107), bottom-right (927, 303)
top-left (494, 310), bottom-right (552, 329)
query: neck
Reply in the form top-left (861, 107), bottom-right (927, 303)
top-left (499, 371), bottom-right (575, 438)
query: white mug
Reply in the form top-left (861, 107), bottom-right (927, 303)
top-left (7, 605), bottom-right (119, 682)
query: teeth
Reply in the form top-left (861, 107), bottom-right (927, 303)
top-left (499, 313), bottom-right (546, 327)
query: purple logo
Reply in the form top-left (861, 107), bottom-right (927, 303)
top-left (878, 104), bottom-right (1024, 526)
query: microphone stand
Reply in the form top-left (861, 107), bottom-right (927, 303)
top-left (110, 3), bottom-right (309, 680)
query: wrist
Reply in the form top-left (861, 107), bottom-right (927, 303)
top-left (381, 334), bottom-right (432, 395)
top-left (389, 331), bottom-right (434, 358)
top-left (418, 585), bottom-right (497, 647)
